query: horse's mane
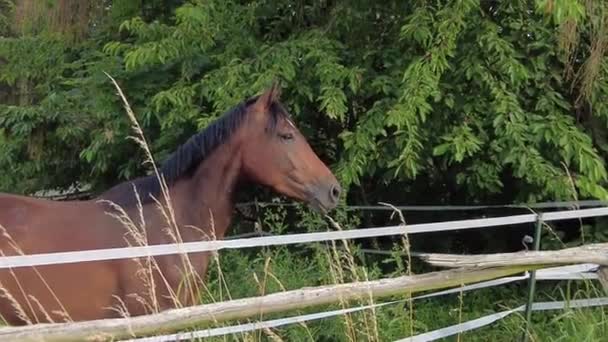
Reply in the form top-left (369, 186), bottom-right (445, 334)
top-left (99, 95), bottom-right (287, 207)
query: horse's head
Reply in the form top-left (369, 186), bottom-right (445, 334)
top-left (239, 84), bottom-right (341, 214)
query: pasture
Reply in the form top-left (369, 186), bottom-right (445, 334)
top-left (2, 0), bottom-right (608, 341)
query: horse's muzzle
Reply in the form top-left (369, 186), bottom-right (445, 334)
top-left (308, 180), bottom-right (341, 214)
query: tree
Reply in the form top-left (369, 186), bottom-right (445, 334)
top-left (1, 0), bottom-right (608, 206)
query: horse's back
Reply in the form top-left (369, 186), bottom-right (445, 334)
top-left (0, 193), bottom-right (124, 250)
top-left (0, 192), bottom-right (194, 324)
top-left (0, 193), bottom-right (124, 324)
top-left (0, 193), bottom-right (48, 229)
top-left (0, 194), bottom-right (57, 249)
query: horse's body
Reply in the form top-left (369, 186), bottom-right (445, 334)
top-left (0, 85), bottom-right (340, 325)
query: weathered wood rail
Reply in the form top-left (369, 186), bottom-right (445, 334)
top-left (1, 243), bottom-right (607, 342)
top-left (420, 243), bottom-right (608, 268)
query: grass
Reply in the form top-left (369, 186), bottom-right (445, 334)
top-left (194, 242), bottom-right (608, 342)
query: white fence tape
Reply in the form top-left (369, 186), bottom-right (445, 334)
top-left (403, 307), bottom-right (521, 342)
top-left (398, 297), bottom-right (608, 342)
top-left (0, 212), bottom-right (535, 269)
top-left (535, 263), bottom-right (599, 280)
top-left (242, 199), bottom-right (608, 211)
top-left (121, 264), bottom-right (600, 342)
top-left (542, 207), bottom-right (608, 221)
top-left (538, 263), bottom-right (598, 274)
top-left (1, 207), bottom-right (607, 269)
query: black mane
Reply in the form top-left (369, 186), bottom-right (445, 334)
top-left (99, 96), bottom-right (286, 207)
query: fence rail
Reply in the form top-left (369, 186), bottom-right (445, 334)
top-left (1, 204), bottom-right (608, 341)
top-left (1, 206), bottom-right (608, 269)
top-left (1, 243), bottom-right (607, 342)
top-left (122, 263), bottom-right (601, 342)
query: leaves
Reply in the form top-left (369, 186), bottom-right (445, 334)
top-left (1, 0), bottom-right (608, 204)
top-left (433, 124), bottom-right (483, 164)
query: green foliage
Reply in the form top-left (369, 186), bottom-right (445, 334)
top-left (535, 0), bottom-right (587, 25)
top-left (2, 0), bottom-right (608, 204)
top-left (0, 0), bottom-right (13, 36)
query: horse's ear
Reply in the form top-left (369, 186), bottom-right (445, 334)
top-left (253, 81), bottom-right (282, 114)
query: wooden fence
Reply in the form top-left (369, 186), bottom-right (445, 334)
top-left (0, 243), bottom-right (606, 342)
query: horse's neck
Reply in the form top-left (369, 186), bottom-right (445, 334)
top-left (167, 141), bottom-right (242, 242)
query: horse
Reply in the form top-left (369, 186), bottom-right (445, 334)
top-left (0, 83), bottom-right (341, 325)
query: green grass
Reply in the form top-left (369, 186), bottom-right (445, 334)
top-left (180, 201), bottom-right (608, 342)
top-left (106, 199), bottom-right (607, 341)
top-left (192, 244), bottom-right (608, 342)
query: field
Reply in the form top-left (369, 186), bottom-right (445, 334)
top-left (188, 204), bottom-right (608, 342)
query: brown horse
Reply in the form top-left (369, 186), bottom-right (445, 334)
top-left (0, 84), bottom-right (341, 325)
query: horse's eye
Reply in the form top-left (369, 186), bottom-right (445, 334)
top-left (278, 132), bottom-right (294, 141)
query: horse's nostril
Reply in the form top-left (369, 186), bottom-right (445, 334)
top-left (330, 184), bottom-right (341, 202)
